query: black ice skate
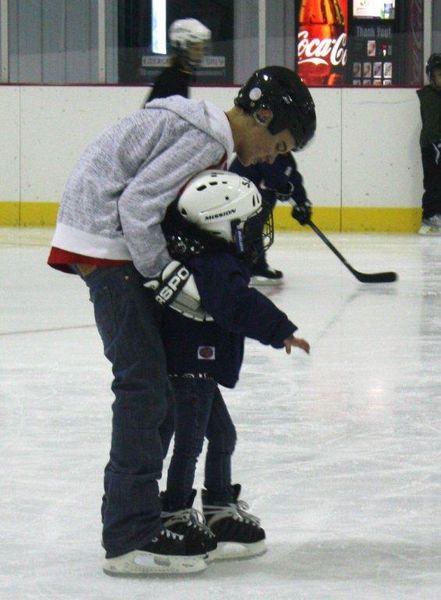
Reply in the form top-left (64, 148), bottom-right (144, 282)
top-left (102, 527), bottom-right (207, 576)
top-left (250, 264), bottom-right (284, 286)
top-left (161, 489), bottom-right (217, 561)
top-left (202, 484), bottom-right (267, 560)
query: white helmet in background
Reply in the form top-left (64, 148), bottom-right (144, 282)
top-left (169, 18), bottom-right (211, 51)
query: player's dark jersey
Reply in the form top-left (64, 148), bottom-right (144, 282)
top-left (230, 153), bottom-right (308, 208)
top-left (417, 85), bottom-right (441, 148)
top-left (161, 252), bottom-right (296, 388)
top-left (146, 64), bottom-right (192, 103)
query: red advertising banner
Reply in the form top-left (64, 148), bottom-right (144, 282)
top-left (297, 0), bottom-right (349, 86)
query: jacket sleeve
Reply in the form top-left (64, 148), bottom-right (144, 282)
top-left (285, 155), bottom-right (308, 205)
top-left (230, 154), bottom-right (308, 205)
top-left (191, 254), bottom-right (297, 348)
top-left (118, 128), bottom-right (225, 277)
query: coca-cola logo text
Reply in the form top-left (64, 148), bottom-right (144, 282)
top-left (297, 31), bottom-right (347, 67)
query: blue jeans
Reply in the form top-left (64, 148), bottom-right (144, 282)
top-left (79, 264), bottom-right (168, 559)
top-left (164, 377), bottom-right (237, 511)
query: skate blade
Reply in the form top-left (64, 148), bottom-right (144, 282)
top-left (211, 540), bottom-right (267, 561)
top-left (250, 276), bottom-right (284, 287)
top-left (418, 226), bottom-right (441, 236)
top-left (103, 550), bottom-right (207, 576)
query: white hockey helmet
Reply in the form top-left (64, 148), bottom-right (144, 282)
top-left (169, 18), bottom-right (211, 51)
top-left (177, 170), bottom-right (261, 244)
top-left (176, 170), bottom-right (274, 261)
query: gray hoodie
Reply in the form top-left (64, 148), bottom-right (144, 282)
top-left (51, 96), bottom-right (234, 277)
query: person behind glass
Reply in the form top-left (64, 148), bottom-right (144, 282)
top-left (229, 152), bottom-right (312, 284)
top-left (417, 53), bottom-right (441, 235)
top-left (46, 65), bottom-right (315, 577)
top-left (142, 18), bottom-right (211, 106)
top-left (150, 170), bottom-right (311, 563)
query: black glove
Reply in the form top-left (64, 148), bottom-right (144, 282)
top-left (144, 260), bottom-right (191, 305)
top-left (291, 199), bottom-right (312, 226)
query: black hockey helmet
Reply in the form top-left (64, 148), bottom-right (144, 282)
top-left (426, 53), bottom-right (441, 79)
top-left (234, 66), bottom-right (316, 150)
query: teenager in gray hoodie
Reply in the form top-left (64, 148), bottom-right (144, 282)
top-left (47, 66), bottom-right (316, 577)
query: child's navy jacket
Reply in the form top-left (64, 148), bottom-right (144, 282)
top-left (161, 252), bottom-right (297, 388)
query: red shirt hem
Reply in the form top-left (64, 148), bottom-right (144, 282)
top-left (47, 247), bottom-right (131, 274)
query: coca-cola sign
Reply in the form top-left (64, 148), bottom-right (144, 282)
top-left (298, 30), bottom-right (348, 68)
top-left (297, 0), bottom-right (349, 86)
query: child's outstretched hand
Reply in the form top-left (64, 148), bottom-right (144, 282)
top-left (283, 335), bottom-right (310, 355)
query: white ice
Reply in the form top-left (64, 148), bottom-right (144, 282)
top-left (1, 228), bottom-right (440, 600)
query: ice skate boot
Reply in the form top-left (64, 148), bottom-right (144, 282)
top-left (102, 527), bottom-right (207, 576)
top-left (418, 214), bottom-right (441, 235)
top-left (161, 489), bottom-right (217, 561)
top-left (202, 484), bottom-right (267, 560)
top-left (250, 264), bottom-right (284, 286)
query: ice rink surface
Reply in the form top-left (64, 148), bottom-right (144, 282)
top-left (1, 228), bottom-right (440, 600)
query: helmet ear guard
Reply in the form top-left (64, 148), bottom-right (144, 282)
top-left (254, 107), bottom-right (273, 126)
top-left (235, 66), bottom-right (316, 150)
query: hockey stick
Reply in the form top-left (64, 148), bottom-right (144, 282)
top-left (307, 219), bottom-right (398, 283)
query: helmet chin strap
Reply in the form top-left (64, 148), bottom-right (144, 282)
top-left (233, 223), bottom-right (245, 255)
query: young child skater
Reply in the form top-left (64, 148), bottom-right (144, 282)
top-left (147, 170), bottom-right (310, 562)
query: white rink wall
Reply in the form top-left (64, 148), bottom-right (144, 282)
top-left (0, 85), bottom-right (422, 210)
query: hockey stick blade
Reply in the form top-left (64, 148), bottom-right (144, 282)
top-left (308, 220), bottom-right (398, 284)
top-left (347, 267), bottom-right (397, 284)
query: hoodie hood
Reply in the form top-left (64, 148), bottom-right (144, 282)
top-left (146, 95), bottom-right (234, 159)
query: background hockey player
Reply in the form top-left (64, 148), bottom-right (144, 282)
top-left (142, 18), bottom-right (211, 105)
top-left (229, 152), bottom-right (312, 284)
top-left (417, 53), bottom-right (441, 235)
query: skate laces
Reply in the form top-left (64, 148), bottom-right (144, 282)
top-left (162, 507), bottom-right (214, 537)
top-left (204, 500), bottom-right (261, 527)
top-left (151, 528), bottom-right (183, 542)
top-left (236, 499), bottom-right (261, 525)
